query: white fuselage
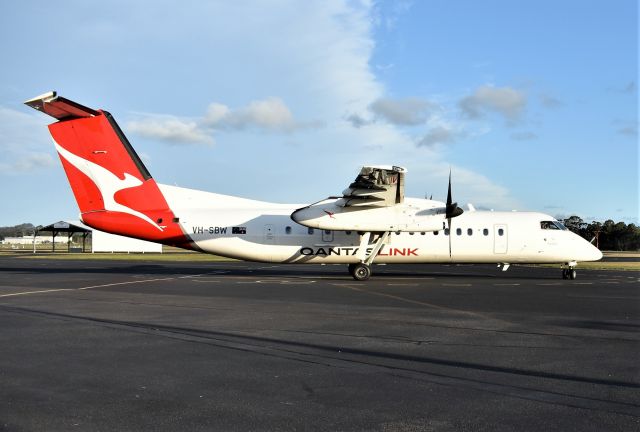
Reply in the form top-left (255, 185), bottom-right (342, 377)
top-left (159, 184), bottom-right (603, 265)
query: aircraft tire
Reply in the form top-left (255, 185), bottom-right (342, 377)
top-left (562, 269), bottom-right (568, 279)
top-left (569, 269), bottom-right (577, 280)
top-left (352, 263), bottom-right (371, 281)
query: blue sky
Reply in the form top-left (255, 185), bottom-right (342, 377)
top-left (0, 0), bottom-right (637, 226)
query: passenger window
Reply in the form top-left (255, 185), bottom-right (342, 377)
top-left (498, 228), bottom-right (504, 236)
top-left (308, 227), bottom-right (314, 235)
top-left (467, 228), bottom-right (473, 236)
top-left (434, 231), bottom-right (439, 235)
top-left (285, 226), bottom-right (292, 234)
top-left (444, 228), bottom-right (450, 235)
top-left (456, 228), bottom-right (462, 236)
top-left (483, 228), bottom-right (489, 236)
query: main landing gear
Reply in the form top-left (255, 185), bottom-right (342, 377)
top-left (348, 263), bottom-right (372, 281)
top-left (347, 231), bottom-right (390, 281)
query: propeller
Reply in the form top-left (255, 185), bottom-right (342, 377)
top-left (445, 170), bottom-right (464, 258)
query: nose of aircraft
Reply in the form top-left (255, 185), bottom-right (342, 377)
top-left (576, 237), bottom-right (603, 262)
top-left (587, 242), bottom-right (604, 261)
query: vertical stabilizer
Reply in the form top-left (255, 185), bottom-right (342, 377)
top-left (25, 92), bottom-right (193, 247)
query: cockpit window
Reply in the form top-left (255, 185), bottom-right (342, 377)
top-left (540, 221), bottom-right (567, 230)
top-left (554, 221), bottom-right (568, 230)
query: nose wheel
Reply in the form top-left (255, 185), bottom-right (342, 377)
top-left (562, 268), bottom-right (577, 280)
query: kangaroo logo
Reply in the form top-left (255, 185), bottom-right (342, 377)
top-left (54, 141), bottom-right (164, 231)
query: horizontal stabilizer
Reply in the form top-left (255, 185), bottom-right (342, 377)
top-left (25, 91), bottom-right (99, 120)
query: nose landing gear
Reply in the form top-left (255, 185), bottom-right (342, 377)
top-left (562, 267), bottom-right (577, 280)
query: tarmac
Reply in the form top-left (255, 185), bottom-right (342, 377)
top-left (0, 257), bottom-right (638, 431)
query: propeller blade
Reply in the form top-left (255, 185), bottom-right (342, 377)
top-left (446, 171), bottom-right (452, 208)
top-left (445, 169), bottom-right (464, 219)
top-left (444, 169), bottom-right (463, 258)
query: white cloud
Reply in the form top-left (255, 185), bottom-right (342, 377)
top-left (204, 98), bottom-right (319, 132)
top-left (127, 97), bottom-right (321, 145)
top-left (417, 125), bottom-right (457, 147)
top-left (0, 107), bottom-right (57, 174)
top-left (0, 152), bottom-right (57, 173)
top-left (369, 97), bottom-right (436, 126)
top-left (127, 116), bottom-right (214, 145)
top-left (204, 103), bottom-right (230, 125)
top-left (459, 85), bottom-right (527, 123)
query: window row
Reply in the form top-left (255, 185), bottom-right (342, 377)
top-left (283, 227), bottom-right (505, 236)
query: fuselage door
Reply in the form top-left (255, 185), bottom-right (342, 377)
top-left (322, 229), bottom-right (334, 243)
top-left (494, 224), bottom-right (508, 254)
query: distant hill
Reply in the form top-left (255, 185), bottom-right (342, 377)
top-left (0, 223), bottom-right (35, 240)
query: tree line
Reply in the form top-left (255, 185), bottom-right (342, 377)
top-left (0, 223), bottom-right (35, 240)
top-left (1, 218), bottom-right (639, 251)
top-left (562, 216), bottom-right (640, 251)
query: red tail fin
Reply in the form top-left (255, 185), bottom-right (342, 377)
top-left (26, 92), bottom-right (191, 247)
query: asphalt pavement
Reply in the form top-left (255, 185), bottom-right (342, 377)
top-left (0, 257), bottom-right (638, 431)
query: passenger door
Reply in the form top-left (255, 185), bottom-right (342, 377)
top-left (494, 224), bottom-right (508, 254)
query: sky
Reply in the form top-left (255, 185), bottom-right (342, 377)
top-left (0, 0), bottom-right (637, 227)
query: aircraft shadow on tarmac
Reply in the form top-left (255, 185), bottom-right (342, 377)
top-left (2, 303), bottom-right (638, 394)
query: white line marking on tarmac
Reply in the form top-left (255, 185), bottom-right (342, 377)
top-left (493, 283), bottom-right (520, 286)
top-left (0, 288), bottom-right (76, 298)
top-left (77, 277), bottom-right (176, 290)
top-left (0, 274), bottom-right (209, 298)
top-left (333, 283), bottom-right (455, 310)
top-left (442, 283), bottom-right (472, 287)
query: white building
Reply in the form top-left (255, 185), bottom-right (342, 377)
top-left (2, 235), bottom-right (67, 245)
top-left (34, 220), bottom-right (162, 253)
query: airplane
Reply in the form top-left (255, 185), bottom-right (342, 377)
top-left (25, 91), bottom-right (602, 281)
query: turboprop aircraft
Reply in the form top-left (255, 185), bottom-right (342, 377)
top-left (25, 91), bottom-right (602, 281)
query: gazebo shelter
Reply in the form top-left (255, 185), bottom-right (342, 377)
top-left (37, 221), bottom-right (91, 252)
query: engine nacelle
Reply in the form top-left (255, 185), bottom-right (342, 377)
top-left (290, 198), bottom-right (447, 232)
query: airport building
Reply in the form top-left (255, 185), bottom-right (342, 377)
top-left (4, 221), bottom-right (162, 253)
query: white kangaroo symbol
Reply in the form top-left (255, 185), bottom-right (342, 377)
top-left (54, 141), bottom-right (164, 231)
